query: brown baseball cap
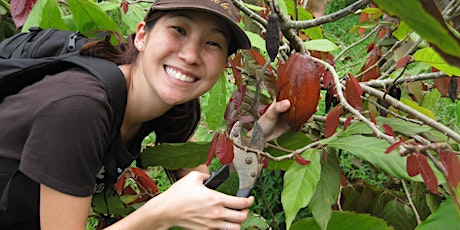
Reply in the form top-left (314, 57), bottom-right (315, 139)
top-left (146, 0), bottom-right (251, 55)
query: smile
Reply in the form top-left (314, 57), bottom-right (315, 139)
top-left (165, 66), bottom-right (196, 83)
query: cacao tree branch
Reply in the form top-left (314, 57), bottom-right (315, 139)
top-left (285, 0), bottom-right (370, 29)
top-left (362, 72), bottom-right (448, 88)
top-left (312, 57), bottom-right (396, 143)
top-left (361, 84), bottom-right (460, 143)
top-left (361, 96), bottom-right (424, 125)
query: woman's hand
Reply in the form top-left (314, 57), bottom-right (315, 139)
top-left (254, 99), bottom-right (291, 141)
top-left (120, 171), bottom-right (253, 230)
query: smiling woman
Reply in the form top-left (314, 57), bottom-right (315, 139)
top-left (0, 0), bottom-right (293, 230)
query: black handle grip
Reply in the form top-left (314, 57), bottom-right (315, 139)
top-left (204, 164), bottom-right (229, 190)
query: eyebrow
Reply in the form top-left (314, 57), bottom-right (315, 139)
top-left (168, 13), bottom-right (230, 43)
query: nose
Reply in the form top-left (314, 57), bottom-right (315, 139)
top-left (178, 40), bottom-right (202, 65)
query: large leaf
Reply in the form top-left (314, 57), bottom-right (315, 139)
top-left (140, 142), bottom-right (209, 169)
top-left (291, 211), bottom-right (392, 230)
top-left (282, 148), bottom-right (321, 230)
top-left (309, 151), bottom-right (341, 230)
top-left (304, 39), bottom-right (339, 52)
top-left (67, 0), bottom-right (120, 36)
top-left (22, 0), bottom-right (67, 31)
top-left (416, 197), bottom-right (460, 229)
top-left (381, 200), bottom-right (417, 230)
top-left (400, 98), bottom-right (436, 120)
top-left (373, 0), bottom-right (460, 68)
top-left (205, 73), bottom-right (227, 131)
top-left (414, 48), bottom-right (460, 76)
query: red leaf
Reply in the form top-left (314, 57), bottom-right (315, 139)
top-left (358, 43), bottom-right (382, 82)
top-left (385, 141), bottom-right (401, 154)
top-left (10, 0), bottom-right (37, 28)
top-left (343, 115), bottom-right (353, 131)
top-left (224, 84), bottom-right (247, 128)
top-left (322, 149), bottom-right (328, 161)
top-left (406, 154), bottom-right (420, 177)
top-left (130, 168), bottom-right (159, 195)
top-left (407, 150), bottom-right (440, 195)
top-left (369, 111), bottom-right (377, 125)
top-left (325, 104), bottom-right (343, 137)
top-left (358, 12), bottom-right (370, 35)
top-left (345, 73), bottom-right (364, 112)
top-left (115, 172), bottom-right (128, 194)
top-left (382, 124), bottom-right (395, 136)
top-left (439, 150), bottom-right (460, 188)
top-left (249, 49), bottom-right (273, 71)
top-left (396, 55), bottom-right (411, 69)
top-left (229, 57), bottom-right (243, 86)
top-left (120, 1), bottom-right (129, 14)
top-left (294, 153), bottom-right (311, 165)
top-left (416, 153), bottom-right (439, 194)
top-left (207, 134), bottom-right (220, 165)
top-left (216, 134), bottom-right (234, 165)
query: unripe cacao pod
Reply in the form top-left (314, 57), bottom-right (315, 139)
top-left (276, 53), bottom-right (321, 131)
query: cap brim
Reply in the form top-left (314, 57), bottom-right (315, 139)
top-left (149, 4), bottom-right (251, 54)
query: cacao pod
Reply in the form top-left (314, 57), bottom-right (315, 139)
top-left (276, 53), bottom-right (321, 131)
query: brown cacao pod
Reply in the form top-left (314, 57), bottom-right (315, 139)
top-left (276, 53), bottom-right (321, 131)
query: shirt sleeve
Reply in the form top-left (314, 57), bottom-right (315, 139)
top-left (19, 95), bottom-right (112, 197)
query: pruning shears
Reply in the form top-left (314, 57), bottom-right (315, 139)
top-left (204, 121), bottom-right (264, 197)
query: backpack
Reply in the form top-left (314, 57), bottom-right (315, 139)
top-left (0, 27), bottom-right (127, 228)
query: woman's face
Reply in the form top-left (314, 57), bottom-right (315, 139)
top-left (134, 10), bottom-right (230, 106)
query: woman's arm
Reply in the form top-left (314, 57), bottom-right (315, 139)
top-left (40, 184), bottom-right (92, 230)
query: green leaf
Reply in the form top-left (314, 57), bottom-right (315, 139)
top-left (375, 117), bottom-right (432, 136)
top-left (140, 142), bottom-right (209, 169)
top-left (119, 3), bottom-right (146, 35)
top-left (414, 47), bottom-right (460, 76)
top-left (282, 149), bottom-right (321, 230)
top-left (22, 0), bottom-right (68, 31)
top-left (373, 0), bottom-right (460, 59)
top-left (67, 0), bottom-right (120, 36)
top-left (309, 151), bottom-right (341, 230)
top-left (245, 31), bottom-right (267, 53)
top-left (92, 188), bottom-right (134, 216)
top-left (392, 20), bottom-right (410, 40)
top-left (291, 211), bottom-right (392, 230)
top-left (285, 0), bottom-right (323, 39)
top-left (421, 89), bottom-right (441, 109)
top-left (241, 211), bottom-right (269, 230)
top-left (416, 197), bottom-right (460, 230)
top-left (400, 98), bottom-right (436, 120)
top-left (205, 73), bottom-right (227, 131)
top-left (381, 200), bottom-right (417, 230)
top-left (267, 130), bottom-right (313, 171)
top-left (304, 39), bottom-right (339, 52)
top-left (325, 136), bottom-right (434, 182)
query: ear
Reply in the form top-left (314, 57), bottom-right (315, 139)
top-left (134, 21), bottom-right (147, 51)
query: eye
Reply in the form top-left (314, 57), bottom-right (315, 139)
top-left (172, 26), bottom-right (186, 35)
top-left (206, 41), bottom-right (223, 49)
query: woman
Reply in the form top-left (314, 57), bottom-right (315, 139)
top-left (0, 0), bottom-right (291, 229)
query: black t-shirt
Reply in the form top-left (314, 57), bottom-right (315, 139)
top-left (0, 68), bottom-right (142, 197)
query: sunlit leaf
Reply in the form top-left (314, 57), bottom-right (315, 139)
top-left (400, 98), bottom-right (436, 120)
top-left (304, 39), bottom-right (339, 52)
top-left (205, 73), bottom-right (227, 131)
top-left (22, 0), bottom-right (67, 31)
top-left (67, 0), bottom-right (121, 36)
top-left (414, 48), bottom-right (460, 76)
top-left (291, 211), bottom-right (392, 230)
top-left (282, 148), bottom-right (321, 230)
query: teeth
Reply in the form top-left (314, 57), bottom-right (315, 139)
top-left (165, 66), bottom-right (195, 83)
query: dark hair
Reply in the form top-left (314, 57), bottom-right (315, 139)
top-left (79, 11), bottom-right (200, 143)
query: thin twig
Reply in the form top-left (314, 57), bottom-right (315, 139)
top-left (334, 25), bottom-right (381, 62)
top-left (401, 180), bottom-right (421, 225)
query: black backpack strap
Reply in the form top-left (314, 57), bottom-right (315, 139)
top-left (62, 54), bottom-right (127, 142)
